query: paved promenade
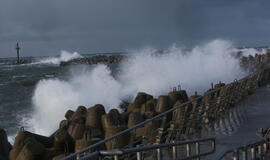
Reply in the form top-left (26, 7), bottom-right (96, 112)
top-left (212, 85), bottom-right (270, 157)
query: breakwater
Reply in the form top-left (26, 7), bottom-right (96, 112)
top-left (64, 67), bottom-right (270, 160)
top-left (60, 55), bottom-right (125, 66)
top-left (240, 51), bottom-right (270, 71)
top-left (1, 52), bottom-right (270, 160)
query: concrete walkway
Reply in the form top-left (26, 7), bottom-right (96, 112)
top-left (212, 85), bottom-right (270, 157)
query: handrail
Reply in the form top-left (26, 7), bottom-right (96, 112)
top-left (63, 72), bottom-right (259, 160)
top-left (80, 138), bottom-right (215, 160)
top-left (214, 140), bottom-right (267, 160)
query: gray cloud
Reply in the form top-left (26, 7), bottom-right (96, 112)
top-left (0, 0), bottom-right (270, 57)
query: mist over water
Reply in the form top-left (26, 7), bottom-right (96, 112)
top-left (32, 39), bottom-right (251, 135)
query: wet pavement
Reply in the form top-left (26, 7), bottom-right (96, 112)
top-left (211, 85), bottom-right (270, 157)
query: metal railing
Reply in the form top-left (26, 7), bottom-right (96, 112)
top-left (63, 70), bottom-right (266, 160)
top-left (214, 140), bottom-right (268, 160)
top-left (79, 138), bottom-right (215, 160)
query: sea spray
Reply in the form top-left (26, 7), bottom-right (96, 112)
top-left (32, 65), bottom-right (122, 134)
top-left (31, 39), bottom-right (252, 136)
top-left (33, 50), bottom-right (83, 65)
top-left (119, 39), bottom-right (246, 96)
top-left (239, 48), bottom-right (267, 57)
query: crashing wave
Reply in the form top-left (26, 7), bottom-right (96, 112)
top-left (30, 39), bottom-right (264, 135)
top-left (32, 50), bottom-right (83, 65)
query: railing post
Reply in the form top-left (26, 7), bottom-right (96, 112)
top-left (166, 124), bottom-right (175, 143)
top-left (233, 150), bottom-right (239, 160)
top-left (136, 145), bottom-right (142, 160)
top-left (186, 143), bottom-right (191, 157)
top-left (211, 139), bottom-right (215, 153)
top-left (172, 145), bottom-right (177, 160)
top-left (76, 153), bottom-right (80, 160)
top-left (263, 143), bottom-right (268, 154)
top-left (258, 145), bottom-right (262, 159)
top-left (157, 148), bottom-right (162, 160)
top-left (195, 142), bottom-right (200, 160)
top-left (251, 147), bottom-right (255, 160)
top-left (137, 151), bottom-right (142, 160)
top-left (242, 149), bottom-right (247, 160)
top-left (263, 142), bottom-right (267, 153)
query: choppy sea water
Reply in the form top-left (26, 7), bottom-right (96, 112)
top-left (0, 53), bottom-right (119, 142)
top-left (0, 57), bottom-right (71, 141)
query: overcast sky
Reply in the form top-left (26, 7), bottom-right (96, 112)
top-left (0, 0), bottom-right (270, 57)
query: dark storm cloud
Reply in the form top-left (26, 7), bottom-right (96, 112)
top-left (0, 0), bottom-right (270, 57)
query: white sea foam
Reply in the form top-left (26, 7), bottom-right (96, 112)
top-left (33, 50), bottom-right (82, 65)
top-left (31, 39), bottom-right (258, 135)
top-left (32, 65), bottom-right (122, 134)
top-left (8, 134), bottom-right (16, 145)
top-left (238, 48), bottom-right (268, 57)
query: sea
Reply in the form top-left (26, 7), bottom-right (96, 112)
top-left (0, 53), bottom-right (85, 141)
top-left (0, 39), bottom-right (267, 144)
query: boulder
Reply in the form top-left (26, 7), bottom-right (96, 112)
top-left (155, 96), bottom-right (171, 113)
top-left (53, 128), bottom-right (75, 153)
top-left (109, 109), bottom-right (120, 117)
top-left (121, 111), bottom-right (130, 122)
top-left (214, 82), bottom-right (225, 89)
top-left (219, 87), bottom-right (229, 97)
top-left (126, 93), bottom-right (154, 113)
top-left (71, 106), bottom-right (87, 124)
top-left (67, 122), bottom-right (85, 140)
top-left (168, 90), bottom-right (188, 105)
top-left (65, 110), bottom-right (75, 120)
top-left (141, 99), bottom-right (157, 119)
top-left (189, 92), bottom-right (201, 101)
top-left (16, 137), bottom-right (45, 160)
top-left (59, 120), bottom-right (69, 129)
top-left (42, 149), bottom-right (63, 160)
top-left (52, 153), bottom-right (70, 160)
top-left (118, 101), bottom-right (129, 112)
top-left (142, 119), bottom-right (162, 144)
top-left (101, 112), bottom-right (125, 130)
top-left (104, 126), bottom-right (130, 150)
top-left (0, 129), bottom-right (10, 159)
top-left (128, 112), bottom-right (144, 128)
top-left (203, 90), bottom-right (215, 104)
top-left (86, 104), bottom-right (105, 130)
top-left (134, 92), bottom-right (153, 107)
top-left (83, 126), bottom-right (103, 139)
top-left (127, 104), bottom-right (141, 113)
top-left (9, 131), bottom-right (33, 160)
top-left (75, 138), bottom-right (102, 152)
top-left (101, 114), bottom-right (118, 130)
top-left (173, 100), bottom-right (186, 119)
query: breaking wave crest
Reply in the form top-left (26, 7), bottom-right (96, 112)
top-left (239, 48), bottom-right (267, 57)
top-left (34, 50), bottom-right (83, 65)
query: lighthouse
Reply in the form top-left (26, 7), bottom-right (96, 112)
top-left (16, 43), bottom-right (20, 64)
